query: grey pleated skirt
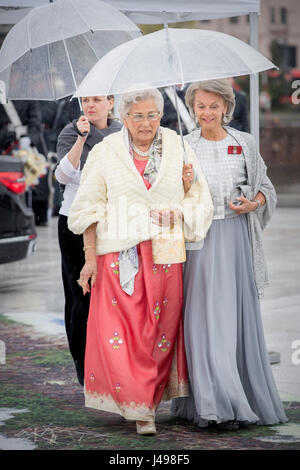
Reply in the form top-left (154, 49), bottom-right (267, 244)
top-left (171, 214), bottom-right (287, 427)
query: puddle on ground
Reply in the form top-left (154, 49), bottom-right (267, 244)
top-left (3, 312), bottom-right (66, 338)
top-left (0, 408), bottom-right (36, 450)
top-left (255, 423), bottom-right (300, 444)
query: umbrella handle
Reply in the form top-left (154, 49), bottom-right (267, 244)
top-left (72, 119), bottom-right (88, 137)
top-left (162, 18), bottom-right (188, 166)
top-left (172, 85), bottom-right (188, 165)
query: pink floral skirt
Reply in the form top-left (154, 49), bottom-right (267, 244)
top-left (84, 240), bottom-right (189, 421)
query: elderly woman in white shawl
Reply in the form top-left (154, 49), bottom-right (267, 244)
top-left (171, 78), bottom-right (287, 430)
top-left (68, 88), bottom-right (213, 435)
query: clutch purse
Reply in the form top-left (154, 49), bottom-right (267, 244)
top-left (151, 210), bottom-right (186, 264)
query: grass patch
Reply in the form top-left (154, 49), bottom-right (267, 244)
top-left (0, 384), bottom-right (98, 430)
top-left (0, 313), bottom-right (22, 325)
top-left (7, 349), bottom-right (73, 367)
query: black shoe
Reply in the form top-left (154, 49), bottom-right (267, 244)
top-left (238, 421), bottom-right (250, 428)
top-left (36, 220), bottom-right (48, 226)
top-left (216, 420), bottom-right (239, 431)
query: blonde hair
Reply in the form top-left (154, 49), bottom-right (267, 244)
top-left (185, 79), bottom-right (236, 125)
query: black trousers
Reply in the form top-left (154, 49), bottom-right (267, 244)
top-left (58, 214), bottom-right (90, 385)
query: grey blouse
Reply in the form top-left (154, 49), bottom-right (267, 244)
top-left (187, 133), bottom-right (248, 220)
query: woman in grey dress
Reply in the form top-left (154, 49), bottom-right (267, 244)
top-left (171, 79), bottom-right (287, 430)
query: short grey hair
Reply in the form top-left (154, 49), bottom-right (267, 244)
top-left (118, 88), bottom-right (164, 119)
top-left (185, 79), bottom-right (236, 125)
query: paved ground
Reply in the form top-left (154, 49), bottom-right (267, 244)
top-left (0, 208), bottom-right (299, 451)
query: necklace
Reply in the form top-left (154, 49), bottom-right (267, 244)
top-left (132, 142), bottom-right (153, 157)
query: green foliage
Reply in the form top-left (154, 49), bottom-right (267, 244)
top-left (139, 21), bottom-right (200, 35)
top-left (270, 40), bottom-right (282, 69)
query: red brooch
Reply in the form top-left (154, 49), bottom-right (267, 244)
top-left (228, 145), bottom-right (242, 155)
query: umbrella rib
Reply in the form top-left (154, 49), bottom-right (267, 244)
top-left (26, 10), bottom-right (34, 100)
top-left (26, 7), bottom-right (33, 52)
top-left (46, 44), bottom-right (56, 100)
top-left (81, 32), bottom-right (101, 62)
top-left (214, 33), bottom-right (262, 75)
top-left (109, 38), bottom-right (143, 93)
top-left (166, 29), bottom-right (185, 87)
top-left (66, 0), bottom-right (94, 33)
top-left (62, 39), bottom-right (78, 92)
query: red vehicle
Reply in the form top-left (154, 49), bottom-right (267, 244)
top-left (0, 154), bottom-right (36, 264)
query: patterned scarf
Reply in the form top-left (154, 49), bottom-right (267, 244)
top-left (119, 127), bottom-right (162, 295)
top-left (128, 127), bottom-right (162, 185)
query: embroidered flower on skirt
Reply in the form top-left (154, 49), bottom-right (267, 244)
top-left (110, 259), bottom-right (120, 275)
top-left (163, 264), bottom-right (171, 273)
top-left (154, 301), bottom-right (161, 319)
top-left (158, 334), bottom-right (171, 352)
top-left (109, 332), bottom-right (123, 349)
top-left (152, 264), bottom-right (158, 274)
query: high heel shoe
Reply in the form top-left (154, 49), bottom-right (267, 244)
top-left (136, 420), bottom-right (157, 435)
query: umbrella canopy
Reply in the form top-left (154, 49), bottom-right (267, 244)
top-left (0, 0), bottom-right (141, 100)
top-left (106, 0), bottom-right (260, 24)
top-left (0, 1), bottom-right (260, 24)
top-left (0, 1), bottom-right (263, 145)
top-left (73, 27), bottom-right (276, 98)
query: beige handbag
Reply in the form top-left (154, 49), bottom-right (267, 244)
top-left (152, 210), bottom-right (186, 264)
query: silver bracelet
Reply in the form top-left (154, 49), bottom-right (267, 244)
top-left (253, 199), bottom-right (261, 210)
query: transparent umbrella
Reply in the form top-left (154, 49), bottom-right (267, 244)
top-left (73, 27), bottom-right (276, 96)
top-left (72, 26), bottom-right (276, 159)
top-left (0, 0), bottom-right (141, 104)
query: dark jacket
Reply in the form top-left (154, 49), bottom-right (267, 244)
top-left (160, 87), bottom-right (189, 135)
top-left (56, 118), bottom-right (122, 190)
top-left (0, 100), bottom-right (42, 153)
top-left (38, 98), bottom-right (80, 154)
top-left (230, 89), bottom-right (249, 133)
top-left (57, 118), bottom-right (122, 168)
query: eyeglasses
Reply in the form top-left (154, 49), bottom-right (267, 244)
top-left (126, 112), bottom-right (161, 122)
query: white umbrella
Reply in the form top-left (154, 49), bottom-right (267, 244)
top-left (0, 1), bottom-right (260, 24)
top-left (73, 27), bottom-right (276, 97)
top-left (0, 1), bottom-right (263, 146)
top-left (0, 0), bottom-right (141, 103)
top-left (72, 27), bottom-right (276, 156)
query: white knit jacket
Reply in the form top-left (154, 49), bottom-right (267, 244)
top-left (68, 127), bottom-right (213, 255)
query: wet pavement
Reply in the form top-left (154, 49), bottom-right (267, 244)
top-left (0, 209), bottom-right (299, 451)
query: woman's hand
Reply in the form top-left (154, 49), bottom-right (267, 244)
top-left (77, 115), bottom-right (90, 140)
top-left (182, 164), bottom-right (194, 193)
top-left (77, 258), bottom-right (97, 295)
top-left (150, 209), bottom-right (176, 228)
top-left (228, 196), bottom-right (259, 215)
